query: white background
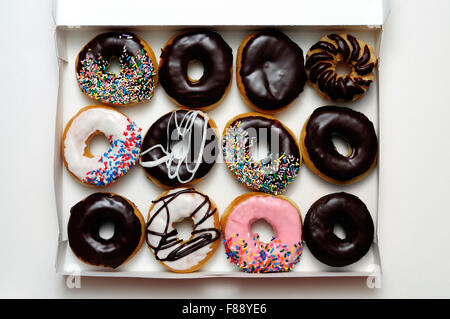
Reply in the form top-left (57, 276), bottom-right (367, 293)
top-left (0, 0), bottom-right (449, 298)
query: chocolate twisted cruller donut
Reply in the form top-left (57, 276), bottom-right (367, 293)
top-left (305, 33), bottom-right (377, 102)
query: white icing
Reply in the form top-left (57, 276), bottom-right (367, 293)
top-left (63, 107), bottom-right (142, 186)
top-left (140, 110), bottom-right (209, 184)
top-left (147, 188), bottom-right (219, 271)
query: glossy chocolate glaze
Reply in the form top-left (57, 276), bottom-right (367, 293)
top-left (306, 34), bottom-right (375, 101)
top-left (304, 106), bottom-right (377, 182)
top-left (76, 32), bottom-right (145, 72)
top-left (140, 110), bottom-right (218, 187)
top-left (303, 192), bottom-right (374, 267)
top-left (231, 115), bottom-right (300, 160)
top-left (67, 193), bottom-right (143, 268)
top-left (239, 31), bottom-right (306, 111)
top-left (146, 188), bottom-right (220, 262)
top-left (159, 30), bottom-right (233, 109)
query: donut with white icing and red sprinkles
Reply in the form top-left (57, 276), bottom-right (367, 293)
top-left (76, 32), bottom-right (158, 106)
top-left (62, 106), bottom-right (142, 187)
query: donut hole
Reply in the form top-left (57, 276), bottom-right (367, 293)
top-left (251, 219), bottom-right (275, 243)
top-left (333, 223), bottom-right (347, 240)
top-left (250, 139), bottom-right (270, 162)
top-left (98, 220), bottom-right (115, 240)
top-left (335, 61), bottom-right (352, 77)
top-left (85, 132), bottom-right (110, 158)
top-left (331, 135), bottom-right (352, 157)
top-left (187, 59), bottom-right (205, 83)
top-left (106, 56), bottom-right (122, 75)
top-left (169, 137), bottom-right (190, 160)
top-left (173, 218), bottom-right (194, 242)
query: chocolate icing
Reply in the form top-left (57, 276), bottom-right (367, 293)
top-left (230, 115), bottom-right (300, 160)
top-left (146, 188), bottom-right (220, 262)
top-left (239, 31), bottom-right (306, 111)
top-left (159, 30), bottom-right (233, 109)
top-left (76, 32), bottom-right (145, 73)
top-left (67, 193), bottom-right (143, 268)
top-left (303, 192), bottom-right (374, 267)
top-left (140, 110), bottom-right (218, 188)
top-left (304, 106), bottom-right (377, 182)
top-left (306, 34), bottom-right (375, 101)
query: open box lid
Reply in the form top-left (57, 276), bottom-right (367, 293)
top-left (53, 0), bottom-right (390, 27)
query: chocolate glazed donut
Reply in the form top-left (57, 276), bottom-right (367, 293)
top-left (237, 31), bottom-right (306, 113)
top-left (67, 193), bottom-right (145, 268)
top-left (300, 106), bottom-right (378, 184)
top-left (222, 113), bottom-right (301, 195)
top-left (303, 192), bottom-right (374, 267)
top-left (140, 109), bottom-right (219, 188)
top-left (76, 32), bottom-right (158, 106)
top-left (159, 30), bottom-right (233, 110)
top-left (305, 33), bottom-right (377, 102)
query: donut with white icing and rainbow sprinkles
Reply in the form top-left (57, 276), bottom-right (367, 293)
top-left (62, 105), bottom-right (142, 187)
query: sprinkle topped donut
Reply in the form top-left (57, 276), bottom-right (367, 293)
top-left (222, 113), bottom-right (301, 195)
top-left (221, 193), bottom-right (303, 273)
top-left (62, 106), bottom-right (142, 187)
top-left (76, 32), bottom-right (158, 106)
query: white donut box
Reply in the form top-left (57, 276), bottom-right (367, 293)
top-left (53, 0), bottom-right (390, 279)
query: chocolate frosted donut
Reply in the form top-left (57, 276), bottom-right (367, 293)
top-left (237, 31), bottom-right (306, 113)
top-left (305, 33), bottom-right (377, 102)
top-left (303, 192), bottom-right (374, 267)
top-left (67, 193), bottom-right (145, 268)
top-left (140, 109), bottom-right (219, 188)
top-left (222, 113), bottom-right (301, 195)
top-left (300, 106), bottom-right (378, 184)
top-left (159, 30), bottom-right (233, 110)
top-left (76, 32), bottom-right (158, 106)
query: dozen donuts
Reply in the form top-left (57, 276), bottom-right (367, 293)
top-left (65, 30), bottom-right (380, 274)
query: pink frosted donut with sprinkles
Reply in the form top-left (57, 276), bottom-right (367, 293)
top-left (76, 32), bottom-right (158, 106)
top-left (62, 106), bottom-right (142, 187)
top-left (221, 193), bottom-right (303, 273)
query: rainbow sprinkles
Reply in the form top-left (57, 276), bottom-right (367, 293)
top-left (222, 121), bottom-right (300, 195)
top-left (77, 46), bottom-right (156, 105)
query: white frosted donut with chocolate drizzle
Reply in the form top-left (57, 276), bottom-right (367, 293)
top-left (139, 109), bottom-right (219, 188)
top-left (305, 33), bottom-right (377, 102)
top-left (146, 188), bottom-right (221, 273)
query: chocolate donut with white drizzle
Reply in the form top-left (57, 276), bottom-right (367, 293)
top-left (140, 109), bottom-right (219, 188)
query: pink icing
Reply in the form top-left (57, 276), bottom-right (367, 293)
top-left (223, 195), bottom-right (303, 272)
